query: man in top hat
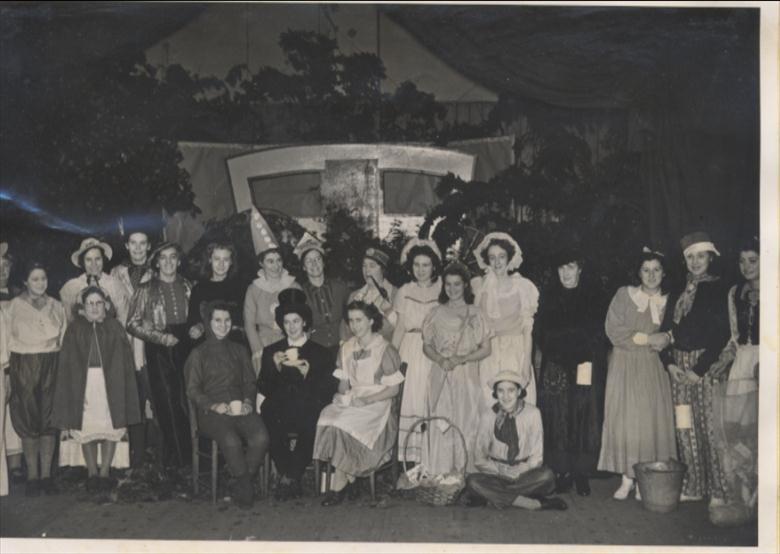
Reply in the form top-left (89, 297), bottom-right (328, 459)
top-left (465, 370), bottom-right (567, 511)
top-left (126, 241), bottom-right (193, 468)
top-left (257, 288), bottom-right (338, 500)
top-left (59, 237), bottom-right (129, 325)
top-left (294, 233), bottom-right (349, 356)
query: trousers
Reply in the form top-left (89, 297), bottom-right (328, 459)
top-left (466, 466), bottom-right (556, 509)
top-left (198, 411), bottom-right (270, 478)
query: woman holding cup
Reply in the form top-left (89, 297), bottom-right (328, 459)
top-left (185, 301), bottom-right (269, 509)
top-left (536, 248), bottom-right (606, 496)
top-left (259, 289), bottom-right (337, 500)
top-left (313, 300), bottom-right (404, 506)
top-left (597, 249), bottom-right (677, 500)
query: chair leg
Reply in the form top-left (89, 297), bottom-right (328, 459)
top-left (369, 472), bottom-right (376, 503)
top-left (325, 461), bottom-right (332, 493)
top-left (391, 443), bottom-right (399, 488)
top-left (192, 437), bottom-right (199, 496)
top-left (211, 440), bottom-right (218, 505)
top-left (263, 452), bottom-right (270, 498)
top-left (314, 460), bottom-right (321, 497)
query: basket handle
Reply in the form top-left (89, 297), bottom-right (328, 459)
top-left (401, 416), bottom-right (468, 478)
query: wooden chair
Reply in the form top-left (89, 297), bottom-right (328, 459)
top-left (189, 401), bottom-right (270, 504)
top-left (316, 362), bottom-right (407, 502)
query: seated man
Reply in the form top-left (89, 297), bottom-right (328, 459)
top-left (465, 370), bottom-right (567, 511)
top-left (258, 289), bottom-right (337, 500)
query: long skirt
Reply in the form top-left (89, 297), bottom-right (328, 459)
top-left (479, 334), bottom-right (536, 408)
top-left (422, 362), bottom-right (480, 474)
top-left (539, 360), bottom-right (602, 476)
top-left (671, 349), bottom-right (727, 500)
top-left (313, 412), bottom-right (397, 478)
top-left (598, 348), bottom-right (676, 478)
top-left (397, 331), bottom-right (432, 463)
top-left (145, 328), bottom-right (192, 468)
top-left (8, 352), bottom-right (58, 438)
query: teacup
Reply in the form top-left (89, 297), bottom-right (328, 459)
top-left (285, 347), bottom-right (299, 363)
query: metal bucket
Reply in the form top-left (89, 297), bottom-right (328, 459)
top-left (633, 460), bottom-right (687, 513)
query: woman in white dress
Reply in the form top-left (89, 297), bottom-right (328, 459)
top-left (393, 238), bottom-right (442, 464)
top-left (313, 300), bottom-right (404, 506)
top-left (472, 233), bottom-right (539, 407)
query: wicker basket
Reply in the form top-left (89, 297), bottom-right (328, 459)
top-left (402, 416), bottom-right (467, 506)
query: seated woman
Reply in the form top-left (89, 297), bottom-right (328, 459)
top-left (465, 370), bottom-right (567, 511)
top-left (313, 300), bottom-right (404, 506)
top-left (184, 301), bottom-right (270, 510)
top-left (259, 288), bottom-right (337, 500)
top-left (52, 287), bottom-right (141, 493)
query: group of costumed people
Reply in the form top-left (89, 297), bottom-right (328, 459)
top-left (0, 216), bottom-right (760, 520)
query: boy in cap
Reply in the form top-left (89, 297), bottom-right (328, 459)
top-left (465, 370), bottom-right (567, 510)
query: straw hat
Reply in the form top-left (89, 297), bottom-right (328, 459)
top-left (71, 238), bottom-right (113, 268)
top-left (488, 370), bottom-right (527, 390)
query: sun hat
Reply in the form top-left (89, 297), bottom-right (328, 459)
top-left (473, 232), bottom-right (523, 272)
top-left (71, 238), bottom-right (113, 268)
top-left (488, 370), bottom-right (527, 390)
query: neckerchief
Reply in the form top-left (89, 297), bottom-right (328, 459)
top-left (673, 273), bottom-right (717, 324)
top-left (492, 401), bottom-right (524, 463)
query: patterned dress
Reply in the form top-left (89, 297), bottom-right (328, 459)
top-left (395, 280), bottom-right (440, 463)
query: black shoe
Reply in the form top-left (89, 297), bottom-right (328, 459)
top-left (321, 488), bottom-right (347, 507)
top-left (274, 480), bottom-right (291, 501)
top-left (289, 480), bottom-right (303, 499)
top-left (25, 479), bottom-right (41, 497)
top-left (538, 496), bottom-right (568, 511)
top-left (99, 477), bottom-right (116, 493)
top-left (40, 478), bottom-right (60, 495)
top-left (10, 468), bottom-right (26, 484)
top-left (554, 472), bottom-right (573, 494)
top-left (86, 476), bottom-right (101, 493)
top-left (574, 475), bottom-right (591, 496)
top-left (464, 493), bottom-right (488, 508)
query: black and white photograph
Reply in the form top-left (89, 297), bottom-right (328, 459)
top-left (0, 2), bottom-right (777, 553)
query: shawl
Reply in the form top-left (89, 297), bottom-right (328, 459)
top-left (673, 273), bottom-right (718, 324)
top-left (52, 315), bottom-right (141, 430)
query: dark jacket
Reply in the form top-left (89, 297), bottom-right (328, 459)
top-left (184, 332), bottom-right (257, 412)
top-left (258, 337), bottom-right (337, 415)
top-left (52, 315), bottom-right (141, 430)
top-left (660, 278), bottom-right (730, 376)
